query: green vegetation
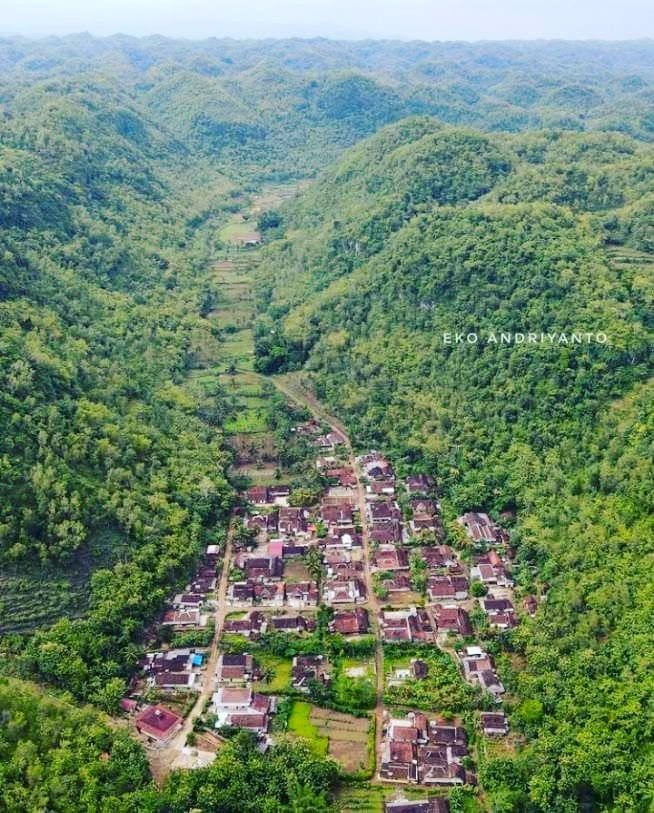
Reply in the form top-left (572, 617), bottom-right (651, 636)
top-left (288, 701), bottom-right (330, 756)
top-left (255, 120), bottom-right (654, 809)
top-left (2, 32), bottom-right (654, 812)
top-left (0, 678), bottom-right (151, 810)
top-left (383, 644), bottom-right (475, 714)
top-left (157, 734), bottom-right (339, 811)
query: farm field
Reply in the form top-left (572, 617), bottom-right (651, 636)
top-left (218, 216), bottom-right (261, 245)
top-left (287, 702), bottom-right (372, 773)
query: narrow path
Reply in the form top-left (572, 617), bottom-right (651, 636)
top-left (269, 372), bottom-right (385, 779)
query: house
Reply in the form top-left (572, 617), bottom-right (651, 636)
top-left (380, 609), bottom-right (435, 643)
top-left (429, 723), bottom-right (467, 747)
top-left (253, 581), bottom-right (285, 607)
top-left (434, 606), bottom-right (472, 636)
top-left (140, 648), bottom-right (193, 674)
top-left (286, 581), bottom-right (319, 608)
top-left (212, 686), bottom-right (253, 710)
top-left (323, 577), bottom-right (366, 604)
top-left (270, 614), bottom-right (314, 634)
top-left (173, 593), bottom-right (204, 608)
top-left (135, 705), bottom-right (183, 742)
top-left (246, 513), bottom-right (278, 535)
top-left (457, 512), bottom-right (507, 544)
top-left (246, 486), bottom-right (270, 505)
top-left (321, 503), bottom-right (354, 527)
top-left (370, 525), bottom-right (402, 544)
top-left (460, 647), bottom-right (505, 701)
top-left (366, 480), bottom-right (397, 497)
top-left (330, 607), bottom-right (370, 635)
top-left (404, 474), bottom-right (435, 495)
top-left (380, 711), bottom-right (468, 786)
top-left (326, 560), bottom-right (363, 581)
top-left (212, 687), bottom-right (275, 733)
top-left (292, 655), bottom-right (331, 690)
top-left (268, 485), bottom-right (291, 505)
top-left (368, 501), bottom-right (401, 525)
top-left (228, 581), bottom-right (255, 604)
top-left (409, 609), bottom-right (436, 642)
top-left (120, 698), bottom-right (138, 714)
top-left (152, 672), bottom-right (198, 690)
top-left (161, 609), bottom-right (204, 629)
top-left (324, 528), bottom-right (362, 549)
top-left (523, 595), bottom-right (538, 615)
top-left (373, 545), bottom-right (409, 571)
top-left (386, 573), bottom-right (412, 593)
top-left (217, 652), bottom-right (256, 682)
top-left (282, 543), bottom-right (310, 558)
top-left (360, 453), bottom-right (394, 481)
top-left (326, 467), bottom-right (357, 488)
top-left (471, 551), bottom-right (513, 587)
top-left (244, 556), bottom-right (284, 582)
top-left (190, 576), bottom-right (216, 593)
top-left (278, 507), bottom-right (308, 536)
top-left (380, 611), bottom-right (412, 643)
top-left (480, 712), bottom-right (509, 737)
top-left (324, 548), bottom-right (354, 566)
top-left (422, 546), bottom-right (456, 570)
top-left (412, 659), bottom-right (429, 679)
top-left (223, 611), bottom-right (267, 637)
top-left (482, 597), bottom-right (518, 628)
top-left (410, 499), bottom-right (439, 533)
top-left (427, 575), bottom-right (469, 602)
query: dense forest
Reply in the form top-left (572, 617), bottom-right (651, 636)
top-left (0, 33), bottom-right (653, 812)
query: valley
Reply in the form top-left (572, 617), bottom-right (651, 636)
top-left (0, 33), bottom-right (652, 813)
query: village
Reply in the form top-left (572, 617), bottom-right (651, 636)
top-left (116, 397), bottom-right (540, 809)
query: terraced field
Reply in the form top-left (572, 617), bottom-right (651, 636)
top-left (207, 199), bottom-right (287, 471)
top-left (0, 526), bottom-right (128, 633)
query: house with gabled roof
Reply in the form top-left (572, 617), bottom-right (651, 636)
top-left (404, 474), bottom-right (435, 496)
top-left (329, 607), bottom-right (369, 635)
top-left (434, 606), bottom-right (472, 636)
top-left (480, 712), bottom-right (509, 737)
top-left (216, 652), bottom-right (256, 683)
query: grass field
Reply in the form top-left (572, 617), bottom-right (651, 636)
top-left (342, 657), bottom-right (376, 681)
top-left (252, 655), bottom-right (293, 693)
top-left (287, 701), bottom-right (330, 757)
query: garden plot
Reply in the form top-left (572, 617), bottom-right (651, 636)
top-left (288, 702), bottom-right (372, 774)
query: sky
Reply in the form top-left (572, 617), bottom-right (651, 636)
top-left (1, 0), bottom-right (652, 42)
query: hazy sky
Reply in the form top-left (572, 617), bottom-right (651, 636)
top-left (1, 0), bottom-right (653, 41)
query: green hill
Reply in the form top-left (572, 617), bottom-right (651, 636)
top-left (254, 121), bottom-right (654, 809)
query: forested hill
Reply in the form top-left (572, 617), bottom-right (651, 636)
top-left (2, 36), bottom-right (654, 178)
top-left (253, 122), bottom-right (654, 809)
top-left (0, 74), bottom-right (235, 696)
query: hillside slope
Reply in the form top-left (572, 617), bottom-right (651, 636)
top-left (0, 77), bottom-right (234, 701)
top-left (254, 121), bottom-right (654, 810)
